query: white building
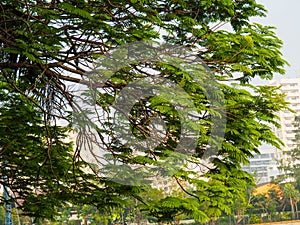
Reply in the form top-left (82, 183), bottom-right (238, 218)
top-left (242, 144), bottom-right (282, 184)
top-left (271, 78), bottom-right (300, 151)
top-left (244, 78), bottom-right (300, 184)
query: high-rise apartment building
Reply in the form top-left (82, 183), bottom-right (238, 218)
top-left (242, 144), bottom-right (281, 184)
top-left (243, 78), bottom-right (300, 184)
top-left (271, 78), bottom-right (300, 151)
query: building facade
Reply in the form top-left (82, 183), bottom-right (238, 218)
top-left (244, 78), bottom-right (300, 184)
top-left (271, 78), bottom-right (300, 151)
top-left (242, 144), bottom-right (282, 184)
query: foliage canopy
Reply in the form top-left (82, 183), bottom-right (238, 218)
top-left (0, 0), bottom-right (289, 222)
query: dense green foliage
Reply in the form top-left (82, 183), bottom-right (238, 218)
top-left (0, 0), bottom-right (290, 223)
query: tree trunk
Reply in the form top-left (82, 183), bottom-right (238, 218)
top-left (15, 208), bottom-right (21, 225)
top-left (84, 216), bottom-right (88, 225)
top-left (236, 211), bottom-right (243, 224)
top-left (290, 197), bottom-right (295, 219)
top-left (209, 219), bottom-right (216, 225)
top-left (295, 202), bottom-right (299, 219)
top-left (175, 215), bottom-right (180, 225)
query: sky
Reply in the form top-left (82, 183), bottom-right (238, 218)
top-left (253, 0), bottom-right (300, 82)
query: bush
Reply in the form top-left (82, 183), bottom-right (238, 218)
top-left (249, 214), bottom-right (262, 224)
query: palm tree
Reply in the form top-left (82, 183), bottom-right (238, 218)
top-left (283, 183), bottom-right (297, 220)
top-left (293, 191), bottom-right (300, 219)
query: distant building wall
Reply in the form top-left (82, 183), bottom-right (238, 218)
top-left (244, 78), bottom-right (300, 184)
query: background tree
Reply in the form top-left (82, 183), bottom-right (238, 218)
top-left (0, 0), bottom-right (290, 222)
top-left (283, 183), bottom-right (300, 220)
top-left (232, 182), bottom-right (255, 224)
top-left (249, 187), bottom-right (281, 223)
top-left (267, 188), bottom-right (282, 221)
